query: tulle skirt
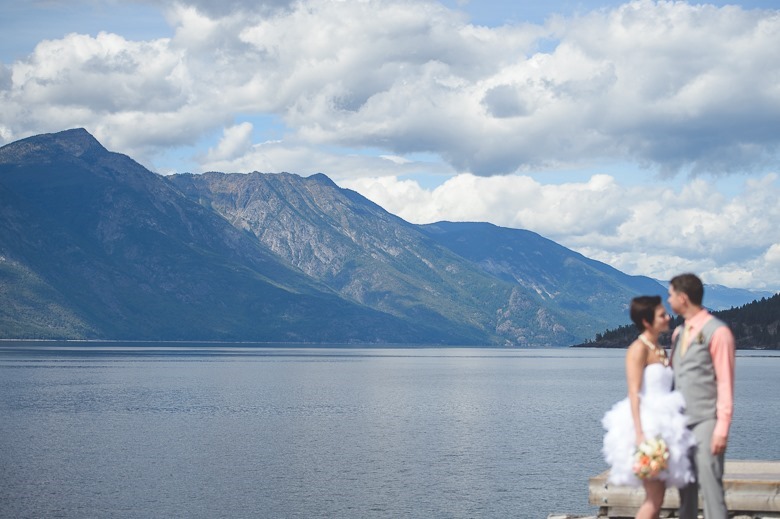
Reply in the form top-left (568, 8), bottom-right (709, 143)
top-left (601, 389), bottom-right (696, 488)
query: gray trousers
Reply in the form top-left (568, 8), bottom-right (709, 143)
top-left (678, 418), bottom-right (728, 519)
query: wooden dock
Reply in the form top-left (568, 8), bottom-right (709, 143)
top-left (588, 460), bottom-right (780, 518)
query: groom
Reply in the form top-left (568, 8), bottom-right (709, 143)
top-left (668, 273), bottom-right (736, 519)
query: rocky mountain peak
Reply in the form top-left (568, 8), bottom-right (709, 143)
top-left (0, 128), bottom-right (107, 165)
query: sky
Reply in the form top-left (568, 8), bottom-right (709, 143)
top-left (2, 0), bottom-right (780, 293)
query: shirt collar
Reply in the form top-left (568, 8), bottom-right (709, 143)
top-left (684, 308), bottom-right (711, 332)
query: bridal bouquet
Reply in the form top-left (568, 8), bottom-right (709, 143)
top-left (633, 437), bottom-right (670, 480)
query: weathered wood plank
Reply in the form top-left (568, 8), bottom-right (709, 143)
top-left (589, 460), bottom-right (780, 517)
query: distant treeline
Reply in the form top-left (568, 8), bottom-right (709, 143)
top-left (572, 293), bottom-right (780, 350)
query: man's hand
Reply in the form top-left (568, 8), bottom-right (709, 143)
top-left (711, 432), bottom-right (728, 455)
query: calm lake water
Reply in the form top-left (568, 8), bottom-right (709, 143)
top-left (1, 343), bottom-right (778, 518)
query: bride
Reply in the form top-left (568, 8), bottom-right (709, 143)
top-left (601, 296), bottom-right (696, 519)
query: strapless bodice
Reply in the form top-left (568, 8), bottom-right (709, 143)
top-left (640, 363), bottom-right (674, 396)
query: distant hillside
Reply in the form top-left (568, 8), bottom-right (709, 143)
top-left (418, 221), bottom-right (667, 342)
top-left (572, 293), bottom-right (780, 350)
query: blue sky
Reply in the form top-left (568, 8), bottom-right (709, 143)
top-left (1, 0), bottom-right (779, 292)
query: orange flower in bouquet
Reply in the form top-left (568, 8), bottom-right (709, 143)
top-left (633, 436), bottom-right (670, 480)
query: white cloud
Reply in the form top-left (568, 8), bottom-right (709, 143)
top-left (11, 32), bottom-right (183, 113)
top-left (340, 172), bottom-right (780, 291)
top-left (160, 0), bottom-right (296, 18)
top-left (555, 1), bottom-right (780, 175)
top-left (204, 122), bottom-right (253, 162)
top-left (344, 173), bottom-right (627, 237)
top-left (0, 30), bottom-right (218, 165)
top-left (766, 243), bottom-right (780, 265)
top-left (199, 138), bottom-right (457, 178)
top-left (3, 1), bottom-right (777, 176)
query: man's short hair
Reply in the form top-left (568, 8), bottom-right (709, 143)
top-left (670, 273), bottom-right (704, 306)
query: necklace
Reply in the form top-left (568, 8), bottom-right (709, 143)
top-left (638, 334), bottom-right (669, 367)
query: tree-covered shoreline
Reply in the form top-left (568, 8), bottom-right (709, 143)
top-left (572, 293), bottom-right (780, 350)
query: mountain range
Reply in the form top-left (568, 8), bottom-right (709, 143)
top-left (0, 129), bottom-right (771, 346)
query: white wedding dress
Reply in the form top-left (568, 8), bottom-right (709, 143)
top-left (601, 362), bottom-right (696, 487)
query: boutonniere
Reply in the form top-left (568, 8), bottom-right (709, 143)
top-left (696, 332), bottom-right (705, 344)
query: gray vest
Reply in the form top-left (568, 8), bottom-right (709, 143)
top-left (671, 316), bottom-right (726, 426)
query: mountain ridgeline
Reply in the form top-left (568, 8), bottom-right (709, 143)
top-left (0, 129), bottom-right (770, 346)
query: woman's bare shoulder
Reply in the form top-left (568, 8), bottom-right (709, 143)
top-left (626, 338), bottom-right (647, 360)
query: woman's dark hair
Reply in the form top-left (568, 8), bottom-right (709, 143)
top-left (630, 295), bottom-right (662, 331)
top-left (669, 273), bottom-right (704, 306)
